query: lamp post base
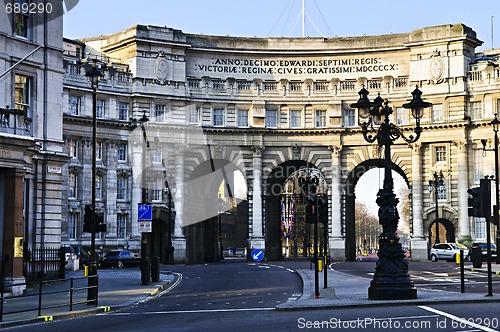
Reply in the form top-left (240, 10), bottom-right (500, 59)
top-left (368, 276), bottom-right (417, 300)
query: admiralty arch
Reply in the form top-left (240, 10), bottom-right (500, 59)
top-left (60, 23), bottom-right (500, 264)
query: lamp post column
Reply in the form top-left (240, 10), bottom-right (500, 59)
top-left (494, 128), bottom-right (500, 264)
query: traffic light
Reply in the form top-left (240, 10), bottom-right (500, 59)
top-left (317, 197), bottom-right (328, 224)
top-left (468, 179), bottom-right (492, 218)
top-left (83, 205), bottom-right (95, 233)
top-left (96, 212), bottom-right (107, 233)
top-left (83, 205), bottom-right (107, 233)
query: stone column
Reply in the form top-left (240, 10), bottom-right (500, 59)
top-left (172, 143), bottom-right (187, 263)
top-left (250, 145), bottom-right (265, 250)
top-left (328, 145), bottom-right (345, 260)
top-left (455, 141), bottom-right (471, 243)
top-left (409, 143), bottom-right (428, 261)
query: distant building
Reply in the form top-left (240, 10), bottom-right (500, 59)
top-left (0, 6), bottom-right (66, 293)
top-left (60, 23), bottom-right (499, 263)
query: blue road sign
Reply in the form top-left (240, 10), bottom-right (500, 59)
top-left (138, 204), bottom-right (153, 221)
top-left (251, 249), bottom-right (264, 262)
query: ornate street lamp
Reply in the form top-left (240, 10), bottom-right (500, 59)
top-left (428, 171), bottom-right (445, 244)
top-left (481, 114), bottom-right (500, 264)
top-left (350, 86), bottom-right (432, 300)
top-left (84, 58), bottom-right (104, 305)
top-left (163, 174), bottom-right (176, 265)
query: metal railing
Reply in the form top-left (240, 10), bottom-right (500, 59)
top-left (0, 275), bottom-right (98, 322)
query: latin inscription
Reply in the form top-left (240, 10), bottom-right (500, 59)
top-left (195, 57), bottom-right (399, 76)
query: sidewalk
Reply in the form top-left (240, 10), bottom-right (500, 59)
top-left (0, 267), bottom-right (176, 328)
top-left (277, 262), bottom-right (500, 310)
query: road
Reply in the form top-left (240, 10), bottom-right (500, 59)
top-left (334, 258), bottom-right (500, 294)
top-left (6, 259), bottom-right (500, 331)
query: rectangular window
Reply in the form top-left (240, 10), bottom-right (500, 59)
top-left (266, 110), bottom-right (277, 128)
top-left (152, 180), bottom-right (163, 202)
top-left (68, 173), bottom-right (77, 198)
top-left (117, 177), bottom-right (127, 200)
top-left (396, 107), bottom-right (408, 125)
top-left (315, 110), bottom-right (326, 128)
top-left (14, 0), bottom-right (29, 38)
top-left (290, 110), bottom-right (302, 128)
top-left (475, 218), bottom-right (486, 240)
top-left (117, 214), bottom-right (127, 239)
top-left (152, 148), bottom-right (162, 163)
top-left (117, 143), bottom-right (127, 162)
top-left (117, 102), bottom-right (129, 121)
top-left (96, 176), bottom-right (103, 201)
top-left (213, 108), bottom-right (224, 127)
top-left (237, 109), bottom-right (249, 127)
top-left (474, 149), bottom-right (483, 182)
top-left (155, 105), bottom-right (166, 123)
top-left (432, 104), bottom-right (443, 123)
top-left (68, 139), bottom-right (78, 159)
top-left (15, 74), bottom-right (31, 117)
top-left (96, 142), bottom-right (103, 161)
top-left (237, 80), bottom-right (251, 90)
top-left (435, 146), bottom-right (446, 163)
top-left (69, 96), bottom-right (81, 115)
top-left (344, 109), bottom-right (355, 127)
top-left (68, 212), bottom-right (78, 240)
top-left (471, 101), bottom-right (483, 120)
top-left (438, 183), bottom-right (447, 201)
top-left (189, 107), bottom-right (200, 124)
top-left (96, 99), bottom-right (105, 118)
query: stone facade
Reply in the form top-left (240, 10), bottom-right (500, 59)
top-left (61, 23), bottom-right (500, 263)
top-left (1, 6), bottom-right (66, 293)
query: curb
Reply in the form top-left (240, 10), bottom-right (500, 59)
top-left (0, 273), bottom-right (175, 329)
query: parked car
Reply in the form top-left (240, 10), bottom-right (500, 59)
top-left (62, 245), bottom-right (78, 265)
top-left (99, 250), bottom-right (141, 268)
top-left (470, 242), bottom-right (497, 261)
top-left (429, 243), bottom-right (469, 262)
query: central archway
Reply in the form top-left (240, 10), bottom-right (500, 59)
top-left (345, 159), bottom-right (410, 261)
top-left (265, 160), bottom-right (327, 261)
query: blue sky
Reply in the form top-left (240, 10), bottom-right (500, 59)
top-left (64, 0), bottom-right (499, 50)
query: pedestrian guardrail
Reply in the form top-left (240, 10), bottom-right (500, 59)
top-left (0, 275), bottom-right (98, 322)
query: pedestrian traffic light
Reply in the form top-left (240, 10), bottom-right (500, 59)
top-left (83, 205), bottom-right (95, 233)
top-left (96, 212), bottom-right (107, 233)
top-left (480, 178), bottom-right (491, 219)
top-left (317, 197), bottom-right (328, 224)
top-left (467, 187), bottom-right (481, 217)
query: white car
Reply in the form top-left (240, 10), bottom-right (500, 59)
top-left (429, 243), bottom-right (469, 262)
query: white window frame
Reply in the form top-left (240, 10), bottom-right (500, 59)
top-left (189, 107), bottom-right (200, 124)
top-left (117, 214), bottom-right (127, 239)
top-left (265, 110), bottom-right (277, 128)
top-left (15, 74), bottom-right (31, 117)
top-left (68, 139), bottom-right (78, 159)
top-left (14, 0), bottom-right (29, 38)
top-left (155, 104), bottom-right (166, 123)
top-left (213, 108), bottom-right (225, 127)
top-left (290, 110), bottom-right (302, 128)
top-left (96, 99), bottom-right (105, 118)
top-left (315, 110), bottom-right (326, 128)
top-left (69, 96), bottom-right (81, 115)
top-left (471, 101), bottom-right (483, 120)
top-left (68, 173), bottom-right (77, 199)
top-left (68, 212), bottom-right (78, 240)
top-left (344, 109), bottom-right (355, 127)
top-left (117, 177), bottom-right (127, 200)
top-left (237, 109), bottom-right (249, 127)
top-left (117, 102), bottom-right (129, 121)
top-left (432, 104), bottom-right (444, 123)
top-left (117, 143), bottom-right (127, 162)
top-left (396, 107), bottom-right (408, 125)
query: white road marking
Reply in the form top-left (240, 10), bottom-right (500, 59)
top-left (423, 271), bottom-right (449, 277)
top-left (419, 305), bottom-right (499, 332)
top-left (110, 307), bottom-right (275, 315)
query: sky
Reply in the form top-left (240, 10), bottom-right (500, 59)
top-left (63, 0), bottom-right (500, 50)
top-left (62, 0), bottom-right (470, 215)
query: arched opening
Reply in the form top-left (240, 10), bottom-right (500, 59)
top-left (184, 159), bottom-right (248, 264)
top-left (265, 160), bottom-right (328, 261)
top-left (346, 160), bottom-right (410, 261)
top-left (429, 219), bottom-right (455, 244)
